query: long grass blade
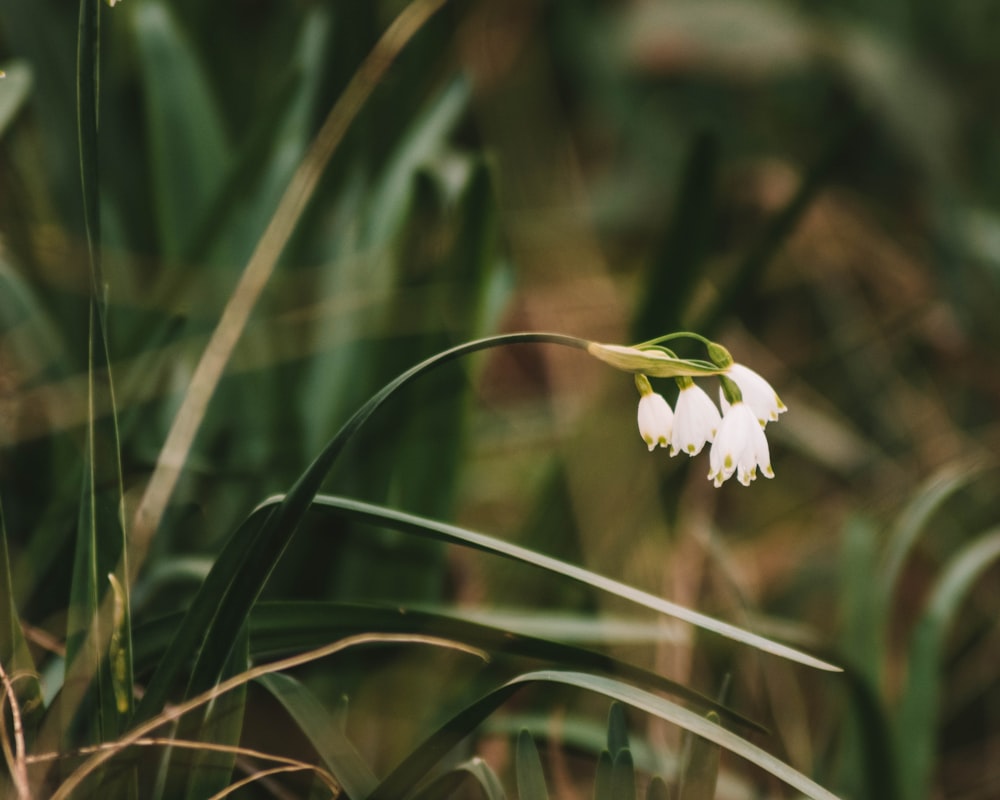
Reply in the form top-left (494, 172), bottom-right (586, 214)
top-left (131, 601), bottom-right (762, 732)
top-left (127, 0), bottom-right (451, 586)
top-left (254, 671), bottom-right (378, 800)
top-left (136, 333), bottom-right (587, 718)
top-left (369, 670), bottom-right (843, 800)
top-left (896, 527), bottom-right (1000, 800)
top-left (306, 494), bottom-right (840, 672)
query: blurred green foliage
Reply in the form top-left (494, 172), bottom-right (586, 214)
top-left (2, 0), bottom-right (1000, 797)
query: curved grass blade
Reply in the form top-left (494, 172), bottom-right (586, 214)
top-left (130, 601), bottom-right (763, 733)
top-left (136, 334), bottom-right (587, 716)
top-left (305, 494), bottom-right (840, 673)
top-left (896, 527), bottom-right (1000, 800)
top-left (368, 670), bottom-right (843, 800)
top-left (181, 625), bottom-right (249, 800)
top-left (879, 460), bottom-right (991, 617)
top-left (410, 757), bottom-right (507, 800)
top-left (254, 671), bottom-right (378, 800)
top-left (54, 634), bottom-right (487, 800)
top-left (677, 711), bottom-right (721, 800)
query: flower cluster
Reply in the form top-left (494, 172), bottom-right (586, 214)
top-left (624, 341), bottom-right (786, 487)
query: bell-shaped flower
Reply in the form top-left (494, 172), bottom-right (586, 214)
top-left (707, 401), bottom-right (775, 487)
top-left (669, 381), bottom-right (721, 457)
top-left (721, 363), bottom-right (787, 426)
top-left (637, 391), bottom-right (673, 451)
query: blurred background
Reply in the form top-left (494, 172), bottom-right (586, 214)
top-left (1, 0), bottom-right (999, 797)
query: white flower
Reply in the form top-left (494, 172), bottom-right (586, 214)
top-left (637, 391), bottom-right (673, 451)
top-left (707, 401), bottom-right (774, 487)
top-left (721, 363), bottom-right (787, 426)
top-left (669, 382), bottom-right (721, 457)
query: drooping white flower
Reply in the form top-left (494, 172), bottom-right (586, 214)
top-left (669, 381), bottom-right (721, 457)
top-left (707, 401), bottom-right (774, 487)
top-left (721, 363), bottom-right (787, 426)
top-left (637, 391), bottom-right (673, 451)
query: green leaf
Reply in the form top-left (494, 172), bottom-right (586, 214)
top-left (131, 601), bottom-right (760, 732)
top-left (839, 516), bottom-right (882, 688)
top-left (610, 748), bottom-right (636, 800)
top-left (607, 702), bottom-right (630, 757)
top-left (369, 670), bottom-right (842, 800)
top-left (516, 729), bottom-right (549, 800)
top-left (0, 496), bottom-right (42, 731)
top-left (696, 118), bottom-right (859, 332)
top-left (594, 750), bottom-right (614, 800)
top-left (137, 333), bottom-right (589, 720)
top-left (677, 711), bottom-right (720, 800)
top-left (307, 494), bottom-right (839, 673)
top-left (631, 132), bottom-right (718, 342)
top-left (131, 0), bottom-right (229, 261)
top-left (255, 671), bottom-right (378, 800)
top-left (364, 75), bottom-right (470, 246)
top-left (181, 624), bottom-right (250, 800)
top-left (879, 460), bottom-right (988, 620)
top-left (645, 776), bottom-right (671, 800)
top-left (410, 757), bottom-right (507, 800)
top-left (64, 0), bottom-right (133, 762)
top-left (896, 527), bottom-right (1000, 800)
top-left (0, 59), bottom-right (32, 138)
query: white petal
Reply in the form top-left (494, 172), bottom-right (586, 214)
top-left (708, 402), bottom-right (769, 487)
top-left (722, 363), bottom-right (787, 426)
top-left (670, 383), bottom-right (721, 457)
top-left (637, 392), bottom-right (673, 451)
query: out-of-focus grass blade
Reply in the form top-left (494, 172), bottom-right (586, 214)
top-left (516, 729), bottom-right (550, 800)
top-left (187, 4), bottom-right (332, 268)
top-left (696, 120), bottom-right (858, 333)
top-left (0, 496), bottom-right (42, 728)
top-left (180, 624), bottom-right (249, 800)
top-left (130, 601), bottom-right (762, 732)
top-left (254, 671), bottom-right (378, 800)
top-left (0, 60), bottom-right (32, 137)
top-left (134, 510), bottom-right (268, 722)
top-left (879, 460), bottom-right (990, 618)
top-left (369, 670), bottom-right (843, 800)
top-left (631, 132), bottom-right (718, 342)
top-left (594, 750), bottom-right (614, 800)
top-left (839, 516), bottom-right (882, 687)
top-left (838, 666), bottom-right (899, 800)
top-left (610, 748), bottom-right (636, 800)
top-left (306, 494), bottom-right (840, 672)
top-left (677, 711), bottom-right (721, 800)
top-left (363, 75), bottom-right (470, 246)
top-left (63, 0), bottom-right (133, 765)
top-left (143, 335), bottom-right (586, 714)
top-left (131, 0), bottom-right (229, 261)
top-left (410, 757), bottom-right (507, 800)
top-left (607, 702), bottom-right (630, 757)
top-left (896, 527), bottom-right (1000, 800)
top-left (645, 776), bottom-right (671, 800)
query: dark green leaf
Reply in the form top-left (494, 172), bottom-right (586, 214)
top-left (255, 671), bottom-right (378, 800)
top-left (516, 729), bottom-right (549, 800)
